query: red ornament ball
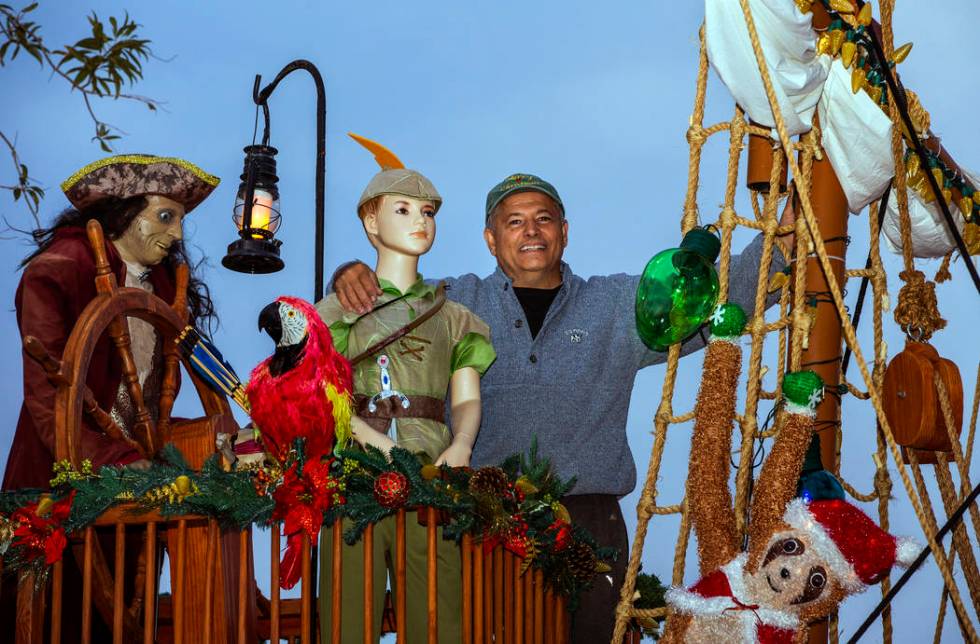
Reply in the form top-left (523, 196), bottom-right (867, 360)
top-left (374, 471), bottom-right (410, 508)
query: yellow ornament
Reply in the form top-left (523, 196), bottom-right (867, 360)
top-left (829, 30), bottom-right (845, 56)
top-left (595, 561), bottom-right (612, 573)
top-left (767, 271), bottom-right (790, 293)
top-left (851, 68), bottom-right (867, 94)
top-left (931, 167), bottom-right (945, 188)
top-left (514, 476), bottom-right (539, 496)
top-left (942, 188), bottom-right (952, 204)
top-left (963, 223), bottom-right (980, 254)
top-left (175, 475), bottom-right (192, 496)
top-left (906, 153), bottom-right (921, 178)
top-left (794, 0), bottom-right (813, 13)
top-left (857, 3), bottom-right (873, 26)
top-left (959, 196), bottom-right (973, 217)
top-left (552, 502), bottom-right (572, 524)
top-left (36, 496), bottom-right (54, 517)
top-left (891, 42), bottom-right (913, 65)
top-left (828, 0), bottom-right (854, 13)
top-left (867, 86), bottom-right (883, 104)
top-left (841, 41), bottom-right (857, 68)
top-left (420, 464), bottom-right (440, 481)
top-left (816, 33), bottom-right (831, 56)
top-left (973, 191), bottom-right (980, 206)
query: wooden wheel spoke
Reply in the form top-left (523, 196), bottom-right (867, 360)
top-left (107, 310), bottom-right (157, 455)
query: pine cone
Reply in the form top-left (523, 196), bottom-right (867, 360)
top-left (566, 541), bottom-right (598, 582)
top-left (468, 466), bottom-right (510, 497)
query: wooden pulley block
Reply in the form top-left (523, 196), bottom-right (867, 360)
top-left (883, 341), bottom-right (963, 464)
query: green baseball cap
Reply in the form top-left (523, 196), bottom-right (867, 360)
top-left (484, 173), bottom-right (564, 224)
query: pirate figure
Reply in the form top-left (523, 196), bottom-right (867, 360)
top-left (316, 134), bottom-right (495, 643)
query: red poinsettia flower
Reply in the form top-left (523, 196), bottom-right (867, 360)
top-left (272, 459), bottom-right (338, 589)
top-left (12, 491), bottom-right (75, 565)
top-left (547, 519), bottom-right (572, 552)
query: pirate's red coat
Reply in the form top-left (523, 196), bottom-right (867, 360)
top-left (3, 227), bottom-right (176, 489)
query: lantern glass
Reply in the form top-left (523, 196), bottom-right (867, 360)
top-left (233, 187), bottom-right (282, 239)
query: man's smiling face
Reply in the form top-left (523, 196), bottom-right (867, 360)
top-left (483, 191), bottom-right (568, 288)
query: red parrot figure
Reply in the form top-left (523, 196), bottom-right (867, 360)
top-left (246, 296), bottom-right (353, 463)
top-left (245, 296), bottom-right (354, 589)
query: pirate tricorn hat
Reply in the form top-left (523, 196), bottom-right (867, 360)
top-left (61, 154), bottom-right (220, 214)
top-left (350, 133), bottom-right (442, 214)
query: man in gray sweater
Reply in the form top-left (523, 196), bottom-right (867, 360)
top-left (333, 173), bottom-right (793, 643)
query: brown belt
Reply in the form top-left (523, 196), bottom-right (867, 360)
top-left (354, 394), bottom-right (446, 433)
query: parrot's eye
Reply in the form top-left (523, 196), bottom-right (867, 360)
top-left (287, 310), bottom-right (296, 318)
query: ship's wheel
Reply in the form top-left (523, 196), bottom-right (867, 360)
top-left (24, 220), bottom-right (237, 639)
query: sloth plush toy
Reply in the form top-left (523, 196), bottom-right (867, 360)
top-left (661, 303), bottom-right (919, 643)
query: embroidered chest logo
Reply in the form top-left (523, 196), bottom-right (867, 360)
top-left (566, 328), bottom-right (588, 344)
top-left (398, 334), bottom-right (432, 361)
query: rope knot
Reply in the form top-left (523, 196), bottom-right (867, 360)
top-left (893, 270), bottom-right (947, 341)
top-left (686, 124), bottom-right (708, 145)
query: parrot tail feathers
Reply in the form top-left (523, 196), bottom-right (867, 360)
top-left (279, 533), bottom-right (304, 590)
top-left (326, 382), bottom-right (354, 452)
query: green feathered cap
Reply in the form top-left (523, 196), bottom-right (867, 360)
top-left (708, 302), bottom-right (748, 340)
top-left (782, 370), bottom-right (825, 415)
top-left (61, 154), bottom-right (220, 213)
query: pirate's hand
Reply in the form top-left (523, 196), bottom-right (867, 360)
top-left (334, 260), bottom-right (381, 314)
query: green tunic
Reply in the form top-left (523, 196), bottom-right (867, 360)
top-left (316, 276), bottom-right (495, 644)
top-left (316, 275), bottom-right (495, 460)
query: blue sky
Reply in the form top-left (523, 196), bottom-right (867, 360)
top-left (2, 1), bottom-right (978, 640)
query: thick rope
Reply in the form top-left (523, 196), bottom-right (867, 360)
top-left (735, 0), bottom-right (978, 640)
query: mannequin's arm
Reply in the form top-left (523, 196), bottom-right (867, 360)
top-left (350, 415), bottom-right (396, 454)
top-left (435, 366), bottom-right (481, 467)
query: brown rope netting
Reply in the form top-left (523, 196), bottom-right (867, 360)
top-left (612, 2), bottom-right (979, 643)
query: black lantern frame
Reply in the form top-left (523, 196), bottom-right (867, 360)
top-left (222, 59), bottom-right (328, 302)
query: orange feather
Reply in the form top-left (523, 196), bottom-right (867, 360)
top-left (348, 132), bottom-right (405, 170)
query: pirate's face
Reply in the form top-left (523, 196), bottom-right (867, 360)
top-left (747, 531), bottom-right (832, 610)
top-left (115, 195), bottom-right (186, 267)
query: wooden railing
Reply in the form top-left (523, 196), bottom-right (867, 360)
top-left (12, 506), bottom-right (570, 643)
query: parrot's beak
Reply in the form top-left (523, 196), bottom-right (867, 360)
top-left (258, 302), bottom-right (283, 345)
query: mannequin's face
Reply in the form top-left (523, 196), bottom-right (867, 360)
top-left (363, 195), bottom-right (436, 257)
top-left (113, 195), bottom-right (186, 266)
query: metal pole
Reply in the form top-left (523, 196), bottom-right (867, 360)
top-left (846, 479), bottom-right (980, 643)
top-left (253, 59), bottom-right (328, 303)
top-left (853, 0), bottom-right (980, 294)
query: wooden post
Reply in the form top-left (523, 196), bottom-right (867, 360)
top-left (794, 123), bottom-right (849, 644)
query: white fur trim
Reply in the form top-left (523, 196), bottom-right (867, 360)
top-left (667, 554), bottom-right (800, 632)
top-left (895, 537), bottom-right (922, 566)
top-left (783, 400), bottom-right (817, 417)
top-left (665, 587), bottom-right (734, 616)
top-left (782, 499), bottom-right (864, 592)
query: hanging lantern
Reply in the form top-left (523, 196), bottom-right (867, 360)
top-left (222, 144), bottom-right (285, 274)
top-left (634, 227), bottom-right (721, 351)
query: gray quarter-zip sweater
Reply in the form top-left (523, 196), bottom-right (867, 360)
top-left (437, 234), bottom-right (781, 497)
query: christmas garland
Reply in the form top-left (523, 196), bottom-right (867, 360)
top-left (0, 440), bottom-right (616, 607)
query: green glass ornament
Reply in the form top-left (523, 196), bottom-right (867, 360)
top-left (635, 227), bottom-right (721, 351)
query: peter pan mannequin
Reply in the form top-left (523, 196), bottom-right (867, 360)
top-left (348, 191), bottom-right (484, 467)
top-left (317, 137), bottom-right (495, 644)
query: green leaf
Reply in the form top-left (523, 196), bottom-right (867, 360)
top-left (22, 2), bottom-right (37, 13)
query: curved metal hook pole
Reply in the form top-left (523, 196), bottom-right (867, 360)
top-left (251, 59), bottom-right (328, 302)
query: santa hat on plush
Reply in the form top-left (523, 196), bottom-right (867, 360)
top-left (783, 498), bottom-right (921, 593)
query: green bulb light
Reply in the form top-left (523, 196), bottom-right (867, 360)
top-left (635, 227), bottom-right (721, 351)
